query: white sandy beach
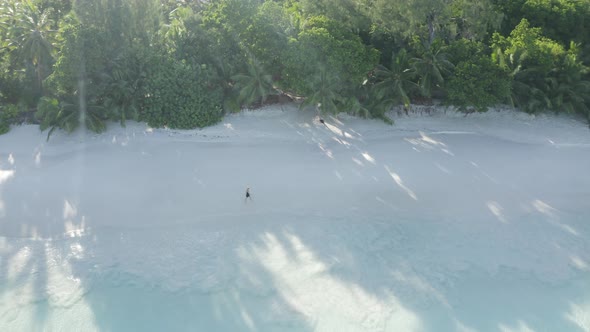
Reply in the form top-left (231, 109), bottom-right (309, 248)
top-left (1, 104), bottom-right (589, 331)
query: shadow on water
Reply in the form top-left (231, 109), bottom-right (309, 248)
top-left (2, 213), bottom-right (588, 331)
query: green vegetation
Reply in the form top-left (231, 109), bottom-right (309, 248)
top-left (1, 0), bottom-right (589, 137)
top-left (446, 39), bottom-right (511, 111)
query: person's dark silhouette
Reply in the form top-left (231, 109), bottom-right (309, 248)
top-left (245, 187), bottom-right (252, 202)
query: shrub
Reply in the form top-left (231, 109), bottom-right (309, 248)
top-left (447, 56), bottom-right (511, 112)
top-left (0, 104), bottom-right (25, 135)
top-left (281, 16), bottom-right (379, 96)
top-left (140, 57), bottom-right (223, 129)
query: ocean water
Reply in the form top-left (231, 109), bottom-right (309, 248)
top-left (1, 211), bottom-right (588, 332)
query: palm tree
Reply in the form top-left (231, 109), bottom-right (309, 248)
top-left (36, 96), bottom-right (106, 141)
top-left (161, 6), bottom-right (194, 50)
top-left (0, 1), bottom-right (18, 45)
top-left (495, 48), bottom-right (551, 113)
top-left (100, 58), bottom-right (142, 126)
top-left (208, 57), bottom-right (241, 113)
top-left (373, 49), bottom-right (418, 109)
top-left (232, 57), bottom-right (275, 107)
top-left (342, 95), bottom-right (370, 118)
top-left (544, 53), bottom-right (590, 119)
top-left (2, 1), bottom-right (55, 95)
top-left (410, 41), bottom-right (453, 98)
top-left (300, 67), bottom-right (343, 115)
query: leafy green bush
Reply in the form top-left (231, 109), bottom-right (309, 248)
top-left (446, 39), bottom-right (486, 66)
top-left (492, 19), bottom-right (589, 115)
top-left (0, 104), bottom-right (26, 135)
top-left (446, 39), bottom-right (511, 112)
top-left (140, 57), bottom-right (223, 129)
top-left (543, 51), bottom-right (590, 120)
top-left (0, 122), bottom-right (8, 135)
top-left (1, 103), bottom-right (21, 122)
top-left (0, 106), bottom-right (11, 135)
top-left (498, 0), bottom-right (590, 47)
top-left (447, 57), bottom-right (511, 112)
top-left (282, 16), bottom-right (379, 96)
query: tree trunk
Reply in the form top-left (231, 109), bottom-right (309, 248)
top-left (36, 62), bottom-right (44, 97)
top-left (427, 12), bottom-right (436, 47)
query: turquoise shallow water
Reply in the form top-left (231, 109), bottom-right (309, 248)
top-left (13, 270), bottom-right (585, 332)
top-left (1, 211), bottom-right (588, 331)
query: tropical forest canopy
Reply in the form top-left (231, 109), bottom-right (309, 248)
top-left (1, 0), bottom-right (589, 137)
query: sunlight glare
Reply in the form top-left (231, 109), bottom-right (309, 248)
top-left (69, 242), bottom-right (85, 260)
top-left (375, 196), bottom-right (399, 211)
top-left (361, 152), bottom-right (376, 164)
top-left (331, 137), bottom-right (351, 146)
top-left (455, 320), bottom-right (478, 332)
top-left (325, 122), bottom-right (343, 137)
top-left (434, 162), bottom-right (451, 174)
top-left (405, 132), bottom-right (452, 155)
top-left (240, 308), bottom-right (256, 330)
top-left (531, 200), bottom-right (579, 236)
top-left (317, 143), bottom-right (334, 159)
top-left (498, 320), bottom-right (535, 332)
top-left (570, 256), bottom-right (589, 271)
top-left (566, 301), bottom-right (590, 332)
top-left (420, 132), bottom-right (446, 147)
top-left (64, 217), bottom-right (86, 238)
top-left (324, 122), bottom-right (357, 140)
top-left (0, 169), bottom-right (15, 184)
top-left (7, 246), bottom-right (31, 281)
top-left (352, 158), bottom-right (364, 166)
top-left (532, 200), bottom-right (556, 217)
top-left (34, 151), bottom-right (41, 166)
top-left (63, 200), bottom-right (86, 237)
top-left (486, 201), bottom-right (508, 224)
top-left (63, 200), bottom-right (78, 220)
top-left (441, 148), bottom-right (455, 156)
top-left (328, 116), bottom-right (344, 126)
top-left (349, 129), bottom-right (363, 137)
top-left (238, 232), bottom-right (423, 331)
top-left (385, 166), bottom-right (418, 201)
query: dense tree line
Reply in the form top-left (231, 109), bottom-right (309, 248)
top-left (1, 0), bottom-right (589, 137)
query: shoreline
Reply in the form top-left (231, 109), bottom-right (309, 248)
top-left (2, 102), bottom-right (589, 140)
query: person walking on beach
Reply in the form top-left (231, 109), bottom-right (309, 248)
top-left (245, 187), bottom-right (252, 202)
